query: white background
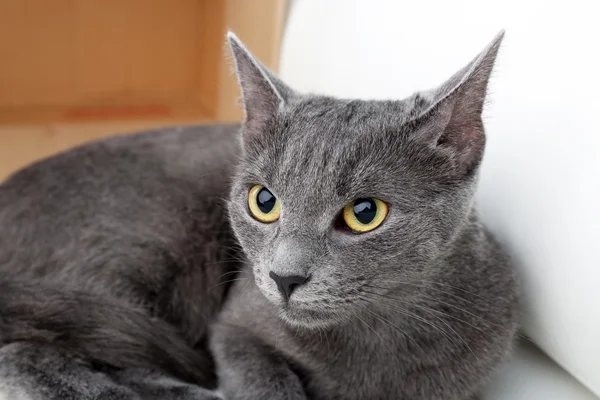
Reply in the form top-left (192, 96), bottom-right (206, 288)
top-left (280, 0), bottom-right (600, 397)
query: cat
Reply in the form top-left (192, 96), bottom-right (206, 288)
top-left (0, 31), bottom-right (519, 400)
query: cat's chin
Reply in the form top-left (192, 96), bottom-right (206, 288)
top-left (278, 307), bottom-right (341, 329)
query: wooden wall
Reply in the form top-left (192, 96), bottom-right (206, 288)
top-left (0, 0), bottom-right (287, 179)
top-left (0, 0), bottom-right (219, 123)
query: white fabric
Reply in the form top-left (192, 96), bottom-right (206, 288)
top-left (485, 342), bottom-right (597, 400)
top-left (280, 0), bottom-right (600, 396)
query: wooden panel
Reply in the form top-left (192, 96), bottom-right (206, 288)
top-left (216, 0), bottom-right (288, 122)
top-left (0, 0), bottom-right (222, 124)
top-left (0, 114), bottom-right (211, 181)
top-left (197, 0), bottom-right (226, 116)
top-left (0, 125), bottom-right (112, 181)
top-left (74, 0), bottom-right (201, 103)
top-left (0, 0), bottom-right (288, 179)
top-left (0, 103), bottom-right (210, 126)
top-left (0, 0), bottom-right (76, 107)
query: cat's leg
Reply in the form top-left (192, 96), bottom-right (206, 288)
top-left (211, 323), bottom-right (307, 400)
top-left (0, 342), bottom-right (222, 400)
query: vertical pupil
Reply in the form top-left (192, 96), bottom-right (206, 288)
top-left (257, 188), bottom-right (276, 213)
top-left (353, 198), bottom-right (377, 224)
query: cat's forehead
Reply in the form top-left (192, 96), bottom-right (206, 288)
top-left (247, 95), bottom-right (434, 204)
top-left (270, 95), bottom-right (431, 162)
top-left (284, 95), bottom-right (430, 135)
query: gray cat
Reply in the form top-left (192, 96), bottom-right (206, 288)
top-left (0, 32), bottom-right (519, 400)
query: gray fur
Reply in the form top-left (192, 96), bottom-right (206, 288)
top-left (0, 343), bottom-right (221, 400)
top-left (0, 125), bottom-right (241, 398)
top-left (0, 32), bottom-right (518, 399)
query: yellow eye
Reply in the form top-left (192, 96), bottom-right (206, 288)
top-left (248, 185), bottom-right (281, 223)
top-left (342, 198), bottom-right (388, 233)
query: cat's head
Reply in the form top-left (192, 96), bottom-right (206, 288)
top-left (226, 32), bottom-right (503, 328)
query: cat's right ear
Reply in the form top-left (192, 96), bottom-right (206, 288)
top-left (227, 32), bottom-right (294, 134)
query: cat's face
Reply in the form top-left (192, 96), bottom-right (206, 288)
top-left (226, 33), bottom-right (502, 328)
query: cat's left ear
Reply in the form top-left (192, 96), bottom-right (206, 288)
top-left (415, 31), bottom-right (505, 175)
top-left (227, 32), bottom-right (295, 135)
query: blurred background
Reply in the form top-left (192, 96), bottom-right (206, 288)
top-left (0, 0), bottom-right (286, 179)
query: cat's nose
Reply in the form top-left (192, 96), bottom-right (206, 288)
top-left (269, 271), bottom-right (309, 301)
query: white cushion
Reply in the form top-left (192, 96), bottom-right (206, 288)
top-left (485, 343), bottom-right (597, 400)
top-left (280, 0), bottom-right (600, 396)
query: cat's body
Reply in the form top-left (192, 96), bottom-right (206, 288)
top-left (0, 33), bottom-right (519, 400)
top-left (0, 125), bottom-right (241, 396)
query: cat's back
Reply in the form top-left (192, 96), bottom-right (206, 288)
top-left (0, 124), bottom-right (242, 335)
top-left (1, 123), bottom-right (240, 204)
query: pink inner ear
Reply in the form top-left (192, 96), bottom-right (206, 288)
top-left (438, 119), bottom-right (481, 146)
top-left (438, 116), bottom-right (486, 175)
top-left (420, 32), bottom-right (502, 175)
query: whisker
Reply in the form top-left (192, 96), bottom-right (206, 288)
top-left (364, 279), bottom-right (501, 309)
top-left (418, 279), bottom-right (501, 304)
top-left (323, 325), bottom-right (331, 358)
top-left (419, 293), bottom-right (516, 333)
top-left (363, 308), bottom-right (434, 366)
top-left (215, 269), bottom-right (245, 281)
top-left (242, 274), bottom-right (253, 290)
top-left (361, 287), bottom-right (529, 342)
top-left (363, 282), bottom-right (506, 328)
top-left (354, 313), bottom-right (397, 361)
top-left (361, 290), bottom-right (480, 362)
top-left (371, 299), bottom-right (459, 350)
top-left (206, 277), bottom-right (248, 292)
top-left (318, 326), bottom-right (324, 352)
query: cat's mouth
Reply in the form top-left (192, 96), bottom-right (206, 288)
top-left (279, 304), bottom-right (341, 329)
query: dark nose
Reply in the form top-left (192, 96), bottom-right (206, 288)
top-left (269, 271), bottom-right (309, 301)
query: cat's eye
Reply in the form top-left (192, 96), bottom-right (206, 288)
top-left (248, 185), bottom-right (280, 223)
top-left (342, 198), bottom-right (388, 233)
